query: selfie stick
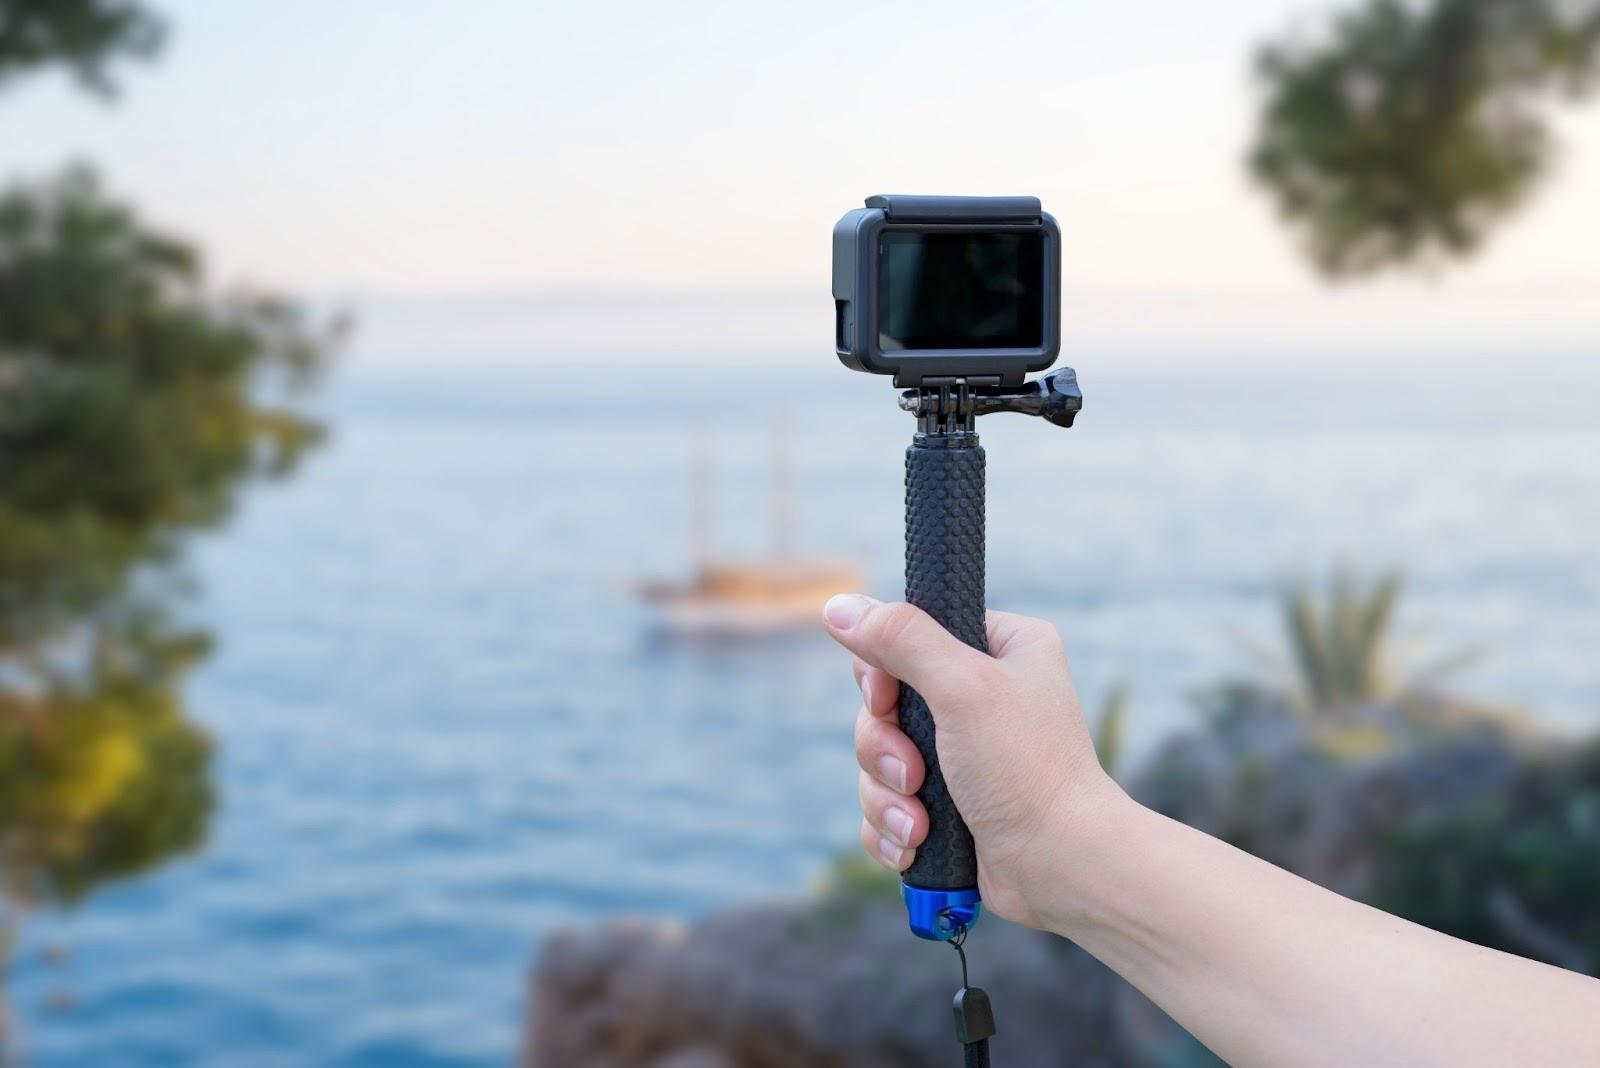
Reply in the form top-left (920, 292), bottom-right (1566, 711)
top-left (897, 371), bottom-right (1081, 941)
top-left (832, 192), bottom-right (1079, 1064)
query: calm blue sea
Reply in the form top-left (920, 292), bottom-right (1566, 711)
top-left (12, 353), bottom-right (1600, 1066)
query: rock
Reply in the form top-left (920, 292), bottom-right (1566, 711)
top-left (649, 1050), bottom-right (737, 1068)
top-left (1133, 695), bottom-right (1533, 897)
top-left (525, 899), bottom-right (1147, 1067)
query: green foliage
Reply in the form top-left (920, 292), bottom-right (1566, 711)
top-left (0, 0), bottom-right (163, 95)
top-left (1281, 570), bottom-right (1400, 710)
top-left (816, 850), bottom-right (900, 903)
top-left (1251, 0), bottom-right (1600, 277)
top-left (0, 167), bottom-right (331, 659)
top-left (1093, 682), bottom-right (1129, 779)
top-left (805, 850), bottom-right (901, 934)
top-left (0, 167), bottom-right (338, 911)
top-left (1202, 570), bottom-right (1477, 723)
top-left (1372, 741), bottom-right (1600, 973)
top-left (0, 626), bottom-right (213, 907)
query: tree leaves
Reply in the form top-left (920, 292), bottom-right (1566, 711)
top-left (0, 167), bottom-right (338, 911)
top-left (0, 0), bottom-right (163, 96)
top-left (1251, 0), bottom-right (1600, 277)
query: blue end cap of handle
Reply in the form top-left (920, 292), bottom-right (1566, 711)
top-left (903, 885), bottom-right (982, 941)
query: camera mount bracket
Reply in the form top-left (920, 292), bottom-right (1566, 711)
top-left (899, 367), bottom-right (1083, 436)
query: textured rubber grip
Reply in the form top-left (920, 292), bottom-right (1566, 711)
top-left (901, 439), bottom-right (986, 891)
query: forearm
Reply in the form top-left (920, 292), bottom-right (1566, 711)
top-left (1041, 792), bottom-right (1600, 1067)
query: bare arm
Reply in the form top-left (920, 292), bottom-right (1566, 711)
top-left (823, 594), bottom-right (1600, 1067)
top-left (1061, 795), bottom-right (1600, 1066)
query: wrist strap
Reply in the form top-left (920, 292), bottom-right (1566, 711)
top-left (951, 928), bottom-right (998, 1065)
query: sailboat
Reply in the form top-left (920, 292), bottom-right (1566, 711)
top-left (632, 421), bottom-right (863, 636)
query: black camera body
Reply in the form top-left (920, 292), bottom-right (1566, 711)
top-left (832, 194), bottom-right (1061, 387)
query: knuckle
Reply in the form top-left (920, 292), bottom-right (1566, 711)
top-left (972, 655), bottom-right (1008, 689)
top-left (901, 752), bottom-right (926, 795)
top-left (853, 705), bottom-right (872, 750)
top-left (868, 602), bottom-right (922, 650)
top-left (940, 657), bottom-right (1002, 711)
top-left (1044, 627), bottom-right (1068, 657)
top-left (906, 809), bottom-right (928, 847)
top-left (854, 714), bottom-right (886, 764)
top-left (1021, 615), bottom-right (1062, 645)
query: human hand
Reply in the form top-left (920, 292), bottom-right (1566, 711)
top-left (823, 594), bottom-right (1124, 930)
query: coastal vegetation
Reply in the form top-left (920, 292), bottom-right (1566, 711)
top-left (0, 0), bottom-right (339, 1039)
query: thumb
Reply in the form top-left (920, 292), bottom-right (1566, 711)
top-left (822, 594), bottom-right (994, 718)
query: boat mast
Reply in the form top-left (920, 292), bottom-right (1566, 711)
top-left (692, 434), bottom-right (712, 573)
top-left (773, 415), bottom-right (794, 560)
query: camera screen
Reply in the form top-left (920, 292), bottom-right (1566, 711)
top-left (877, 232), bottom-right (1044, 351)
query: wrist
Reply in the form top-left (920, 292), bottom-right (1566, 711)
top-left (1021, 770), bottom-right (1147, 938)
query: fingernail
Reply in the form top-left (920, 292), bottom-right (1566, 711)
top-left (883, 806), bottom-right (913, 846)
top-left (878, 755), bottom-right (908, 793)
top-left (824, 594), bottom-right (872, 630)
top-left (878, 837), bottom-right (904, 867)
top-left (859, 674), bottom-right (872, 708)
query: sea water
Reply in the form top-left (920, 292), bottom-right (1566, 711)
top-left (11, 353), bottom-right (1599, 1066)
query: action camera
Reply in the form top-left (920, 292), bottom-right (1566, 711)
top-left (832, 194), bottom-right (1061, 387)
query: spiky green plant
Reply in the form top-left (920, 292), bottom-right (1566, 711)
top-left (1221, 571), bottom-right (1478, 719)
top-left (1094, 683), bottom-right (1129, 780)
top-left (1281, 571), bottom-right (1402, 711)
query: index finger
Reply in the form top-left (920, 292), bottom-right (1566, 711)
top-left (852, 657), bottom-right (900, 720)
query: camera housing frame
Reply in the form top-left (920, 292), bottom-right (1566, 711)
top-left (833, 194), bottom-right (1061, 387)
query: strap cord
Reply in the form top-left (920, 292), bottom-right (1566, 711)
top-left (950, 927), bottom-right (996, 1066)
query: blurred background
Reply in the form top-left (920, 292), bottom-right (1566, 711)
top-left (1, 1), bottom-right (1597, 1065)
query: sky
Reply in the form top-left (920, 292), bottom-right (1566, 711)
top-left (5, 0), bottom-right (1599, 361)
